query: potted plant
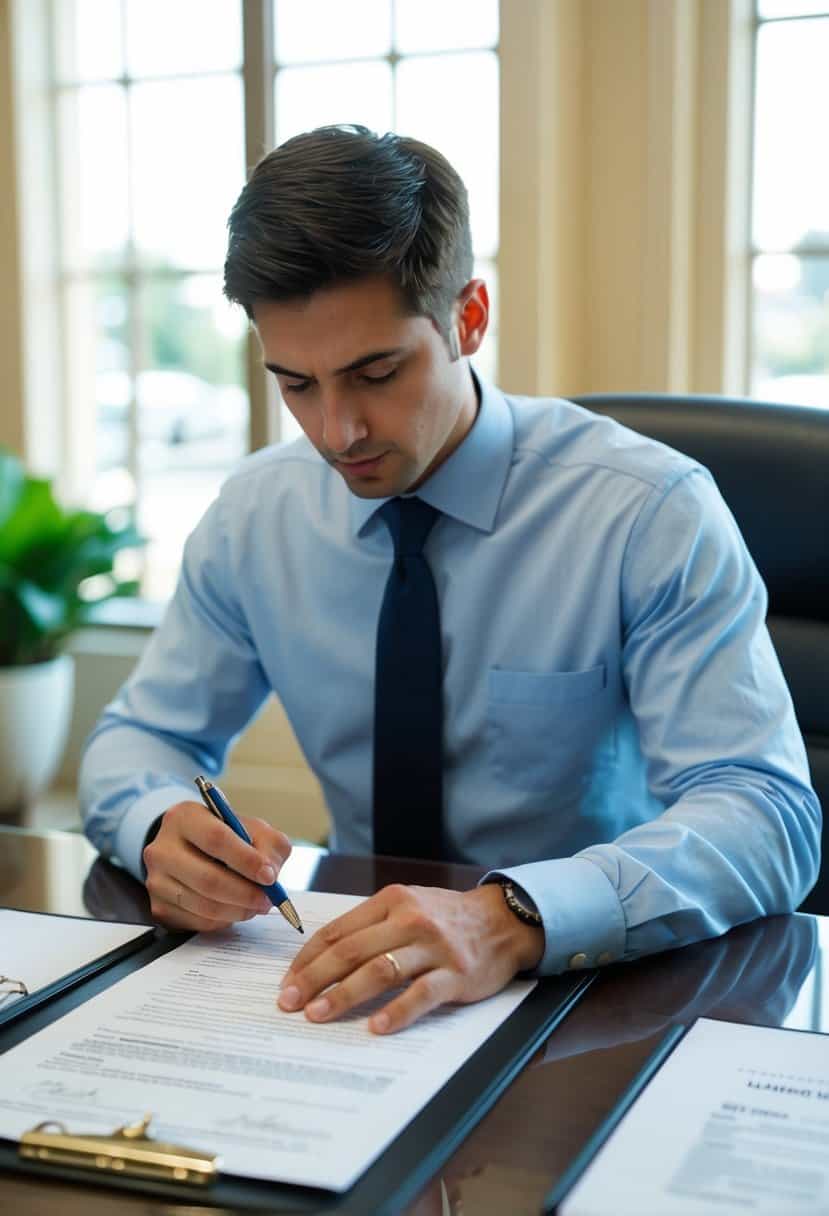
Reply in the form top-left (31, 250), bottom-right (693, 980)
top-left (0, 448), bottom-right (143, 819)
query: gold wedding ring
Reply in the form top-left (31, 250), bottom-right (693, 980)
top-left (383, 951), bottom-right (402, 983)
top-left (175, 885), bottom-right (184, 908)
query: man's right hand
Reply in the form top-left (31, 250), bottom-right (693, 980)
top-left (142, 801), bottom-right (292, 931)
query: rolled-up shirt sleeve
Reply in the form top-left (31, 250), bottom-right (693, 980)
top-left (487, 468), bottom-right (821, 975)
top-left (80, 491), bottom-right (271, 880)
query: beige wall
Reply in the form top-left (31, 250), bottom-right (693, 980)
top-left (0, 0), bottom-right (24, 454)
top-left (497, 0), bottom-right (753, 398)
top-left (1, 0), bottom-right (62, 478)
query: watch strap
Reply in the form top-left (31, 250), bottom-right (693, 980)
top-left (491, 878), bottom-right (543, 927)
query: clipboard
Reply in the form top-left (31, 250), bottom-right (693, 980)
top-left (543, 1022), bottom-right (687, 1213)
top-left (0, 908), bottom-right (155, 1028)
top-left (0, 933), bottom-right (595, 1214)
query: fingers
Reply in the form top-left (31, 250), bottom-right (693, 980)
top-left (368, 969), bottom-right (458, 1035)
top-left (278, 885), bottom-right (461, 1031)
top-left (151, 866), bottom-right (270, 927)
top-left (163, 839), bottom-right (272, 909)
top-left (143, 801), bottom-right (292, 931)
top-left (184, 806), bottom-right (291, 885)
top-left (313, 952), bottom-right (455, 1036)
top-left (279, 929), bottom-right (433, 1020)
top-left (279, 940), bottom-right (458, 1036)
top-left (145, 893), bottom-right (251, 934)
top-left (285, 885), bottom-right (400, 977)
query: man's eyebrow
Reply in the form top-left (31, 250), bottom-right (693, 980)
top-left (264, 348), bottom-right (406, 380)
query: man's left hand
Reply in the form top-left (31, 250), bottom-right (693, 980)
top-left (277, 883), bottom-right (544, 1034)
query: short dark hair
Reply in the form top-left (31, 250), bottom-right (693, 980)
top-left (223, 125), bottom-right (473, 336)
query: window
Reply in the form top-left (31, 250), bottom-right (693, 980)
top-left (55, 0), bottom-right (248, 601)
top-left (52, 0), bottom-right (500, 600)
top-left (750, 1), bottom-right (829, 408)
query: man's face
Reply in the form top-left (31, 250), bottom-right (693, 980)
top-left (252, 275), bottom-right (485, 498)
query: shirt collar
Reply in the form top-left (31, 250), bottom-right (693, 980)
top-left (348, 369), bottom-right (514, 538)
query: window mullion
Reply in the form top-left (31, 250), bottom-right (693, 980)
top-left (122, 72), bottom-right (148, 581)
top-left (242, 0), bottom-right (277, 449)
top-left (46, 0), bottom-right (71, 490)
top-left (119, 0), bottom-right (143, 565)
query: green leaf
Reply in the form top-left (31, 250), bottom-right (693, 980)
top-left (0, 477), bottom-right (64, 566)
top-left (37, 529), bottom-right (140, 592)
top-left (15, 577), bottom-right (67, 635)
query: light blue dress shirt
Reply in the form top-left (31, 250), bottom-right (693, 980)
top-left (81, 375), bottom-right (821, 975)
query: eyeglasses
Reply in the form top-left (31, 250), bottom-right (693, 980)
top-left (0, 975), bottom-right (29, 1006)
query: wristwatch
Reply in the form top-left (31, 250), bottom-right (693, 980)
top-left (490, 878), bottom-right (543, 927)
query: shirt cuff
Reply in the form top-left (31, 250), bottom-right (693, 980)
top-left (480, 857), bottom-right (627, 975)
top-left (115, 783), bottom-right (196, 881)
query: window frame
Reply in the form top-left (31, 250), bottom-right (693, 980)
top-left (746, 1), bottom-right (829, 403)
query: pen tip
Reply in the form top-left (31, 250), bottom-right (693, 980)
top-left (279, 899), bottom-right (304, 934)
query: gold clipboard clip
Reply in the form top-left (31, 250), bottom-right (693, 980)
top-left (19, 1113), bottom-right (218, 1185)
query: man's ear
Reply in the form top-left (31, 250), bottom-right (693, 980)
top-left (455, 279), bottom-right (489, 357)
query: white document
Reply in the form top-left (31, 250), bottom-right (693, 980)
top-left (561, 1017), bottom-right (829, 1216)
top-left (0, 909), bottom-right (150, 1006)
top-left (0, 890), bottom-right (535, 1191)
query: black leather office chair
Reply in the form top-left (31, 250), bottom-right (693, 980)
top-left (572, 394), bottom-right (829, 914)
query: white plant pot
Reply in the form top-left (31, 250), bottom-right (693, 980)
top-left (0, 655), bottom-right (75, 815)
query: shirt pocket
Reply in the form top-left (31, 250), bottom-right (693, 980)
top-left (486, 665), bottom-right (608, 795)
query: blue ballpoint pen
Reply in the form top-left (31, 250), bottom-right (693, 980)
top-left (194, 775), bottom-right (303, 933)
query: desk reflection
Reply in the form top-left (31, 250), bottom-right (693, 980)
top-left (0, 828), bottom-right (98, 918)
top-left (82, 856), bottom-right (153, 924)
top-left (537, 913), bottom-right (819, 1066)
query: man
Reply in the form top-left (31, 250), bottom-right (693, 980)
top-left (82, 125), bottom-right (820, 1037)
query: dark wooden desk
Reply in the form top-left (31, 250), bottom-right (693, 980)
top-left (1, 825), bottom-right (826, 1215)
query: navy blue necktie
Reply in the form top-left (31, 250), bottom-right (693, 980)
top-left (373, 496), bottom-right (444, 859)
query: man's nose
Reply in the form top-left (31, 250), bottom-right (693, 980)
top-left (320, 389), bottom-right (368, 454)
